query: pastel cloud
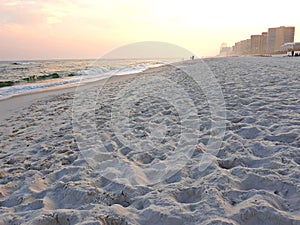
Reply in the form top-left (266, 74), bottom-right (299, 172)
top-left (0, 0), bottom-right (77, 26)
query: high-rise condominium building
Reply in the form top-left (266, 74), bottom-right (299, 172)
top-left (251, 35), bottom-right (262, 54)
top-left (267, 26), bottom-right (295, 54)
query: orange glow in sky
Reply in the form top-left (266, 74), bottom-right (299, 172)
top-left (0, 0), bottom-right (299, 60)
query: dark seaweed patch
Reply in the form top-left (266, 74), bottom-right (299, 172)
top-left (0, 81), bottom-right (15, 88)
top-left (22, 73), bottom-right (60, 82)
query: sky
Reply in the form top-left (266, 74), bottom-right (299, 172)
top-left (0, 0), bottom-right (299, 60)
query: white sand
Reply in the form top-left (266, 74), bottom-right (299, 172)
top-left (0, 59), bottom-right (299, 225)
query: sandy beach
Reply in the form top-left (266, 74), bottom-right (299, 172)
top-left (0, 58), bottom-right (299, 225)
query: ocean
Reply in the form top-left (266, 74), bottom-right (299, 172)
top-left (0, 58), bottom-right (174, 99)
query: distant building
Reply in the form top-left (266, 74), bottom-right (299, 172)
top-left (251, 35), bottom-right (262, 54)
top-left (232, 41), bottom-right (241, 55)
top-left (267, 26), bottom-right (295, 54)
top-left (260, 32), bottom-right (268, 54)
top-left (219, 43), bottom-right (232, 56)
top-left (232, 39), bottom-right (250, 55)
top-left (227, 26), bottom-right (295, 56)
top-left (241, 39), bottom-right (251, 55)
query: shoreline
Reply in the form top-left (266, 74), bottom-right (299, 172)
top-left (0, 65), bottom-right (170, 123)
top-left (0, 74), bottom-right (132, 123)
top-left (0, 58), bottom-right (169, 102)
